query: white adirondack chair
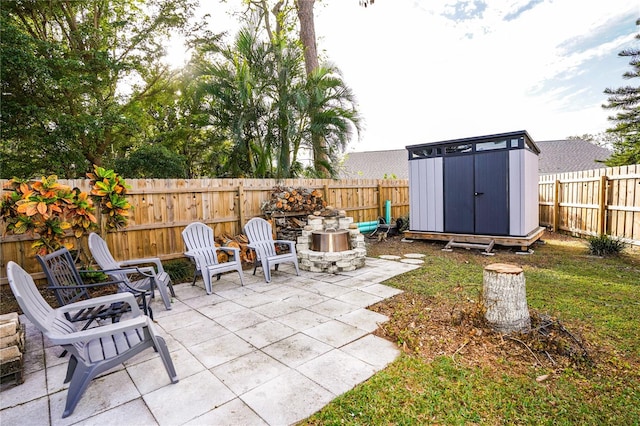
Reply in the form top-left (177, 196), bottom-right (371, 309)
top-left (88, 233), bottom-right (175, 310)
top-left (244, 217), bottom-right (300, 283)
top-left (6, 261), bottom-right (178, 419)
top-left (181, 222), bottom-right (245, 294)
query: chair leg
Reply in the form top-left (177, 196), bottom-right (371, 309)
top-left (64, 354), bottom-right (78, 384)
top-left (63, 363), bottom-right (96, 418)
top-left (156, 274), bottom-right (173, 310)
top-left (237, 266), bottom-right (246, 286)
top-left (191, 267), bottom-right (198, 286)
top-left (154, 336), bottom-right (179, 384)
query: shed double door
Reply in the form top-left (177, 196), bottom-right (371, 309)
top-left (443, 151), bottom-right (509, 235)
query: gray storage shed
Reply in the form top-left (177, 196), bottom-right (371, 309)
top-left (406, 130), bottom-right (540, 239)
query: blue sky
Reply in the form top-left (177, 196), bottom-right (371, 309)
top-left (171, 0), bottom-right (639, 152)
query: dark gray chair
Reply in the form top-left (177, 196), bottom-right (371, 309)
top-left (6, 261), bottom-right (178, 418)
top-left (38, 248), bottom-right (153, 321)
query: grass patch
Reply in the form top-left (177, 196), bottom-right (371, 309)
top-left (301, 233), bottom-right (640, 425)
top-left (304, 355), bottom-right (640, 425)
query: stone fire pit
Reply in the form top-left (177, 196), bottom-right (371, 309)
top-left (296, 212), bottom-right (366, 273)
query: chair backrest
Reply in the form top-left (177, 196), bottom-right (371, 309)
top-left (37, 248), bottom-right (91, 307)
top-left (182, 222), bottom-right (216, 251)
top-left (88, 232), bottom-right (134, 288)
top-left (7, 261), bottom-right (77, 340)
top-left (244, 217), bottom-right (277, 257)
top-left (182, 222), bottom-right (220, 268)
top-left (88, 233), bottom-right (120, 271)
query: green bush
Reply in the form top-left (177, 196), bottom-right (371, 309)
top-left (164, 259), bottom-right (194, 283)
top-left (587, 234), bottom-right (626, 256)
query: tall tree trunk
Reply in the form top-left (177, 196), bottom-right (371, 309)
top-left (296, 0), bottom-right (318, 75)
top-left (296, 0), bottom-right (329, 177)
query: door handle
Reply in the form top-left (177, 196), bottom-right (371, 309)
top-left (474, 192), bottom-right (484, 196)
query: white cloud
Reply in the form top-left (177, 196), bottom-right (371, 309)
top-left (175, 0), bottom-right (638, 150)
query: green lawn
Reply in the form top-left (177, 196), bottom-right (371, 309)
top-left (302, 234), bottom-right (640, 425)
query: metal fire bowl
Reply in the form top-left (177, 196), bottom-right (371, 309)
top-left (311, 229), bottom-right (349, 252)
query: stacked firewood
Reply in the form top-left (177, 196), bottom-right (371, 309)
top-left (216, 233), bottom-right (255, 264)
top-left (0, 313), bottom-right (25, 384)
top-left (262, 186), bottom-right (326, 213)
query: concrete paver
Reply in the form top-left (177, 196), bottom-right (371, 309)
top-left (0, 258), bottom-right (420, 425)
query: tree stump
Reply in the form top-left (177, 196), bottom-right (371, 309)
top-left (483, 263), bottom-right (531, 333)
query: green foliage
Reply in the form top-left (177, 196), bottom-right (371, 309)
top-left (113, 145), bottom-right (188, 178)
top-left (87, 165), bottom-right (131, 231)
top-left (191, 8), bottom-right (360, 178)
top-left (0, 0), bottom-right (199, 179)
top-left (587, 234), bottom-right (627, 256)
top-left (0, 176), bottom-right (97, 255)
top-left (163, 259), bottom-right (194, 283)
top-left (603, 18), bottom-right (640, 166)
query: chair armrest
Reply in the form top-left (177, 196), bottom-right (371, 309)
top-left (55, 292), bottom-right (141, 316)
top-left (87, 266), bottom-right (155, 278)
top-left (274, 239), bottom-right (296, 254)
top-left (47, 279), bottom-right (125, 291)
top-left (217, 246), bottom-right (240, 256)
top-left (118, 258), bottom-right (164, 274)
top-left (47, 315), bottom-right (149, 345)
top-left (274, 239), bottom-right (295, 247)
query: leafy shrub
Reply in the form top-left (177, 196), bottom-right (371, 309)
top-left (587, 234), bottom-right (626, 256)
top-left (396, 215), bottom-right (410, 233)
top-left (0, 175), bottom-right (97, 254)
top-left (164, 259), bottom-right (195, 283)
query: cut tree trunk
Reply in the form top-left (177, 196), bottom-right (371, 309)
top-left (483, 263), bottom-right (531, 333)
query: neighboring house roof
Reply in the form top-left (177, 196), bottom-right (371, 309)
top-left (536, 140), bottom-right (611, 174)
top-left (338, 149), bottom-right (408, 179)
top-left (338, 139), bottom-right (611, 179)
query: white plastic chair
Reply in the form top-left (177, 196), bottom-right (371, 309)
top-left (244, 217), bottom-right (300, 283)
top-left (6, 261), bottom-right (178, 418)
top-left (88, 233), bottom-right (175, 310)
top-left (181, 222), bottom-right (245, 294)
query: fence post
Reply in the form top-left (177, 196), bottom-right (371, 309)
top-left (553, 180), bottom-right (560, 232)
top-left (377, 182), bottom-right (383, 219)
top-left (237, 181), bottom-right (245, 231)
top-left (598, 175), bottom-right (607, 235)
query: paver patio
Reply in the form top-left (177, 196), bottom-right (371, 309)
top-left (0, 257), bottom-right (419, 426)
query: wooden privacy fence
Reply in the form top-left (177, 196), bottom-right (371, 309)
top-left (0, 178), bottom-right (409, 284)
top-left (539, 164), bottom-right (640, 245)
top-left (2, 166), bottom-right (639, 285)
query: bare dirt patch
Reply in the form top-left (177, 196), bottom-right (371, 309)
top-left (363, 231), bottom-right (636, 377)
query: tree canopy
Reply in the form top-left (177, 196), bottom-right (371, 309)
top-left (602, 18), bottom-right (640, 166)
top-left (0, 0), bottom-right (198, 178)
top-left (0, 0), bottom-right (361, 179)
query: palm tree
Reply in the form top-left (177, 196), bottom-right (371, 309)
top-left (302, 65), bottom-right (362, 177)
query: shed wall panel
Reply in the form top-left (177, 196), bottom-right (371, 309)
top-left (523, 149), bottom-right (540, 234)
top-left (509, 150), bottom-right (524, 235)
top-left (409, 158), bottom-right (443, 232)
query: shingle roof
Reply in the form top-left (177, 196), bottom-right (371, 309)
top-left (338, 139), bottom-right (611, 179)
top-left (536, 140), bottom-right (611, 174)
top-left (338, 149), bottom-right (409, 179)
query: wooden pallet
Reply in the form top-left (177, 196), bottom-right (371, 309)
top-left (404, 226), bottom-right (545, 252)
top-left (444, 238), bottom-right (495, 254)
